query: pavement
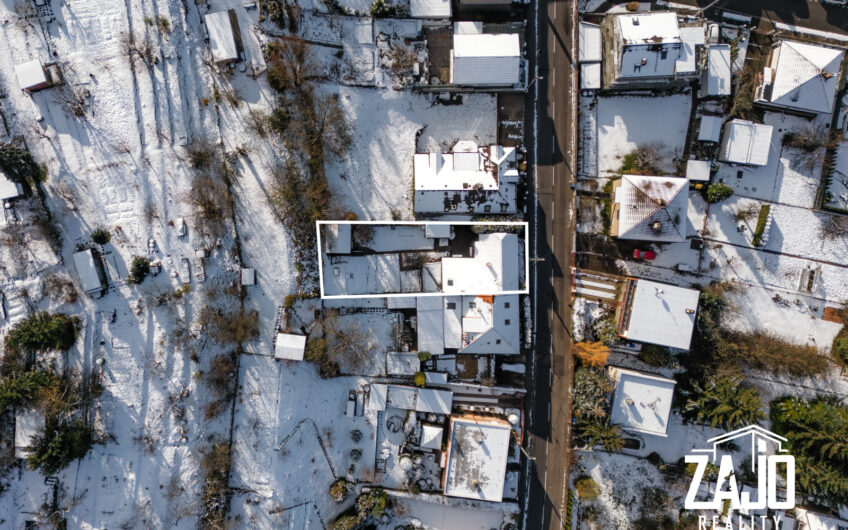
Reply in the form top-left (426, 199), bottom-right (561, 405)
top-left (522, 0), bottom-right (577, 527)
top-left (670, 0), bottom-right (848, 36)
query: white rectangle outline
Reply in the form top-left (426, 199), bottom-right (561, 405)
top-left (316, 220), bottom-right (530, 299)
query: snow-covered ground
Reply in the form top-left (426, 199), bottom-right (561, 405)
top-left (596, 93), bottom-right (692, 176)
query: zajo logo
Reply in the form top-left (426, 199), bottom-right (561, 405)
top-left (684, 425), bottom-right (794, 529)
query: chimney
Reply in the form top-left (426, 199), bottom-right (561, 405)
top-left (632, 17), bottom-right (640, 25)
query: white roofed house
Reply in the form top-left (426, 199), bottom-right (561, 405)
top-left (442, 415), bottom-right (512, 501)
top-left (756, 39), bottom-right (845, 116)
top-left (617, 278), bottom-right (700, 350)
top-left (610, 175), bottom-right (688, 242)
top-left (450, 33), bottom-right (521, 87)
top-left (413, 143), bottom-right (520, 215)
top-left (0, 170), bottom-right (24, 201)
top-left (607, 12), bottom-right (682, 86)
top-left (441, 232), bottom-right (520, 294)
top-left (416, 294), bottom-right (520, 355)
top-left (205, 9), bottom-right (244, 64)
top-left (608, 367), bottom-right (676, 437)
top-left (719, 119), bottom-right (774, 166)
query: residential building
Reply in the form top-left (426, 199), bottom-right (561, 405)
top-left (416, 294), bottom-right (520, 355)
top-left (609, 13), bottom-right (682, 84)
top-left (756, 39), bottom-right (845, 116)
top-left (441, 232), bottom-right (520, 294)
top-left (719, 119), bottom-right (773, 166)
top-left (205, 9), bottom-right (243, 64)
top-left (618, 278), bottom-right (700, 350)
top-left (610, 175), bottom-right (688, 242)
top-left (608, 367), bottom-right (676, 437)
top-left (450, 31), bottom-right (521, 87)
top-left (366, 384), bottom-right (453, 414)
top-left (413, 143), bottom-right (519, 215)
top-left (443, 415), bottom-right (511, 501)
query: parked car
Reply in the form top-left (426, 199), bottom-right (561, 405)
top-left (632, 249), bottom-right (656, 260)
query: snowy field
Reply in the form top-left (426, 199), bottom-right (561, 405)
top-left (596, 93), bottom-right (691, 176)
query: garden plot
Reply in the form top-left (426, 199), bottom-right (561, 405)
top-left (713, 112), bottom-right (827, 209)
top-left (596, 93), bottom-right (691, 176)
top-left (231, 356), bottom-right (377, 528)
top-left (327, 87), bottom-right (497, 220)
top-left (573, 451), bottom-right (687, 529)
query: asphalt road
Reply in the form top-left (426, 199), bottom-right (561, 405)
top-left (674, 0), bottom-right (848, 35)
top-left (522, 0), bottom-right (577, 527)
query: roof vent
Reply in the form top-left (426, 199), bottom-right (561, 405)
top-left (632, 17), bottom-right (640, 25)
top-left (685, 308), bottom-right (695, 315)
top-left (640, 57), bottom-right (648, 66)
top-left (625, 398), bottom-right (635, 406)
top-left (651, 221), bottom-right (662, 231)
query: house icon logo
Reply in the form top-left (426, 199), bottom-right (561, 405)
top-left (684, 425), bottom-right (795, 518)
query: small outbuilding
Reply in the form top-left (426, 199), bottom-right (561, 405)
top-left (15, 408), bottom-right (45, 459)
top-left (15, 59), bottom-right (53, 92)
top-left (698, 115), bottom-right (723, 142)
top-left (719, 119), bottom-right (773, 166)
top-left (0, 171), bottom-right (23, 201)
top-left (450, 33), bottom-right (521, 87)
top-left (700, 44), bottom-right (731, 97)
top-left (240, 268), bottom-right (255, 286)
top-left (419, 424), bottom-right (444, 450)
top-left (73, 249), bottom-right (106, 297)
top-left (685, 159), bottom-right (711, 182)
top-left (410, 0), bottom-right (451, 18)
top-left (205, 9), bottom-right (243, 64)
top-left (274, 332), bottom-right (307, 361)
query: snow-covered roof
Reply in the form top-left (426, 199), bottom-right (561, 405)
top-left (616, 13), bottom-right (682, 79)
top-left (612, 175), bottom-right (688, 242)
top-left (617, 13), bottom-right (681, 45)
top-left (414, 145), bottom-right (519, 214)
top-left (387, 352), bottom-right (420, 376)
top-left (0, 171), bottom-right (23, 200)
top-left (424, 371), bottom-right (448, 384)
top-left (609, 367), bottom-right (676, 437)
top-left (410, 0), bottom-right (451, 18)
top-left (73, 249), bottom-right (104, 295)
top-left (578, 22), bottom-right (602, 63)
top-left (241, 268), bottom-right (255, 285)
top-left (368, 383), bottom-right (388, 411)
top-left (417, 388), bottom-right (453, 414)
top-left (15, 59), bottom-right (48, 91)
top-left (15, 408), bottom-right (44, 458)
top-left (619, 278), bottom-right (700, 350)
top-left (676, 25), bottom-right (705, 74)
top-left (420, 424), bottom-right (444, 450)
top-left (425, 223), bottom-right (452, 239)
top-left (766, 39), bottom-right (844, 114)
top-left (702, 44), bottom-right (731, 96)
top-left (417, 294), bottom-right (520, 355)
top-left (698, 115), bottom-right (723, 142)
top-left (452, 34), bottom-right (521, 86)
top-left (580, 63), bottom-right (601, 90)
top-left (205, 10), bottom-right (240, 63)
top-left (274, 332), bottom-right (306, 361)
top-left (685, 159), bottom-right (711, 181)
top-left (441, 233), bottom-right (520, 293)
top-left (793, 508), bottom-right (848, 530)
top-left (324, 223), bottom-right (352, 254)
top-left (719, 119), bottom-right (774, 166)
top-left (444, 416), bottom-right (511, 501)
top-left (454, 21), bottom-right (483, 35)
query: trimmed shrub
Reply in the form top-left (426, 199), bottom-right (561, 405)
top-left (413, 372), bottom-right (426, 388)
top-left (329, 478), bottom-right (352, 503)
top-left (751, 204), bottom-right (770, 247)
top-left (417, 351), bottom-right (431, 362)
top-left (575, 476), bottom-right (601, 500)
top-left (706, 183), bottom-right (734, 203)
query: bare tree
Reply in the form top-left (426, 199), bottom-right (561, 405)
top-left (323, 309), bottom-right (371, 372)
top-left (819, 215), bottom-right (848, 241)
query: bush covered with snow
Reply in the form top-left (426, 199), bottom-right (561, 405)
top-left (128, 256), bottom-right (150, 284)
top-left (706, 183), bottom-right (734, 203)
